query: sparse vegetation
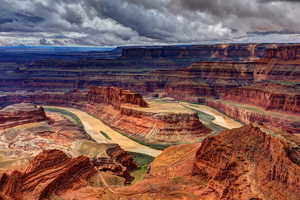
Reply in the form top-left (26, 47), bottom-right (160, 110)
top-left (128, 152), bottom-right (155, 184)
top-left (128, 152), bottom-right (154, 166)
top-left (45, 108), bottom-right (84, 128)
top-left (100, 131), bottom-right (111, 140)
top-left (118, 132), bottom-right (170, 150)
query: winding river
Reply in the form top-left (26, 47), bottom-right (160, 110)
top-left (45, 106), bottom-right (162, 157)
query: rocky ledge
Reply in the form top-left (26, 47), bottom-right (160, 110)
top-left (222, 82), bottom-right (300, 114)
top-left (0, 103), bottom-right (49, 129)
top-left (88, 86), bottom-right (148, 108)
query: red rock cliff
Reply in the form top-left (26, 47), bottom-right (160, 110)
top-left (88, 86), bottom-right (148, 108)
top-left (222, 83), bottom-right (300, 114)
top-left (266, 45), bottom-right (300, 60)
top-left (0, 150), bottom-right (96, 200)
top-left (0, 103), bottom-right (48, 129)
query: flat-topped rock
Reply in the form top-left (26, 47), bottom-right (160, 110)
top-left (88, 86), bottom-right (148, 108)
top-left (0, 103), bottom-right (48, 129)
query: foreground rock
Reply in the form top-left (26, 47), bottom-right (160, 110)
top-left (97, 125), bottom-right (300, 200)
top-left (0, 150), bottom-right (96, 200)
top-left (0, 148), bottom-right (137, 200)
top-left (0, 103), bottom-right (48, 129)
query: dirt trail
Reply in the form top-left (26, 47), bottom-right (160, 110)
top-left (45, 106), bottom-right (162, 157)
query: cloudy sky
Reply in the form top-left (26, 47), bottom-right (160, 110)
top-left (1, 0), bottom-right (300, 46)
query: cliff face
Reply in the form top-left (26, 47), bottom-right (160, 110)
top-left (163, 81), bottom-right (215, 102)
top-left (0, 103), bottom-right (48, 129)
top-left (121, 44), bottom-right (264, 60)
top-left (222, 83), bottom-right (300, 114)
top-left (207, 99), bottom-right (300, 133)
top-left (88, 86), bottom-right (148, 108)
top-left (265, 45), bottom-right (300, 60)
top-left (191, 125), bottom-right (300, 200)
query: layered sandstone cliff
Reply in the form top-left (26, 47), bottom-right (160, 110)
top-left (265, 44), bottom-right (300, 60)
top-left (207, 99), bottom-right (300, 133)
top-left (0, 150), bottom-right (96, 200)
top-left (222, 82), bottom-right (300, 114)
top-left (0, 148), bottom-right (138, 200)
top-left (0, 103), bottom-right (48, 129)
top-left (88, 86), bottom-right (148, 108)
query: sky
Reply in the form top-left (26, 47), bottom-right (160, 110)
top-left (1, 0), bottom-right (300, 46)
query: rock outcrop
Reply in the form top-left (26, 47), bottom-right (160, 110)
top-left (265, 44), bottom-right (300, 60)
top-left (92, 143), bottom-right (138, 183)
top-left (88, 86), bottom-right (148, 108)
top-left (207, 99), bottom-right (300, 133)
top-left (222, 82), bottom-right (300, 114)
top-left (191, 125), bottom-right (300, 200)
top-left (0, 148), bottom-right (138, 200)
top-left (0, 150), bottom-right (96, 200)
top-left (0, 103), bottom-right (48, 129)
top-left (95, 125), bottom-right (300, 200)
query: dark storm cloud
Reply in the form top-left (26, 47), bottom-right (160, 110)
top-left (1, 0), bottom-right (300, 46)
top-left (260, 0), bottom-right (300, 2)
top-left (62, 7), bottom-right (84, 25)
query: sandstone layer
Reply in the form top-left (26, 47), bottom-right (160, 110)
top-left (207, 99), bottom-right (300, 133)
top-left (0, 147), bottom-right (138, 200)
top-left (0, 103), bottom-right (48, 129)
top-left (0, 150), bottom-right (96, 200)
top-left (222, 82), bottom-right (300, 114)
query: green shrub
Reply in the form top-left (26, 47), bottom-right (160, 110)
top-left (100, 131), bottom-right (112, 140)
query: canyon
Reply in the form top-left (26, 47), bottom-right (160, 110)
top-left (0, 44), bottom-right (300, 199)
top-left (0, 87), bottom-right (210, 145)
